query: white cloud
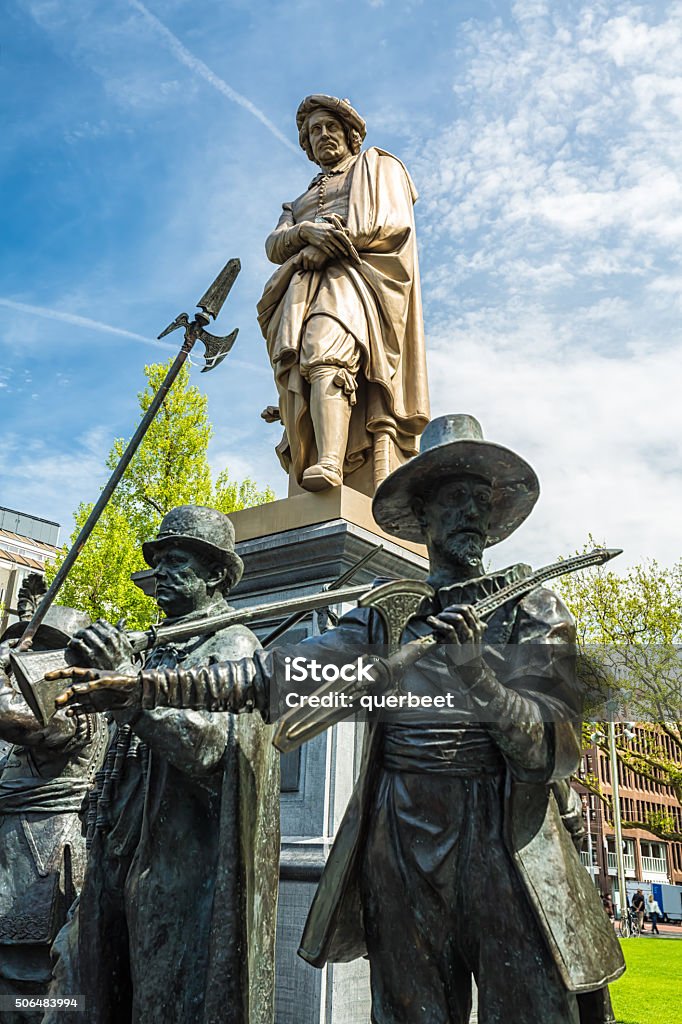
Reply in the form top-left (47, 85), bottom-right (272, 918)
top-left (427, 321), bottom-right (682, 569)
top-left (0, 432), bottom-right (110, 536)
top-left (409, 0), bottom-right (682, 568)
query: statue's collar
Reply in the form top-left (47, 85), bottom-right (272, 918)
top-left (433, 563), bottom-right (533, 611)
top-left (308, 153), bottom-right (358, 188)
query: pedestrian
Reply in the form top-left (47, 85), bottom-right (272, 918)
top-left (601, 894), bottom-right (614, 921)
top-left (632, 889), bottom-right (646, 932)
top-left (647, 894), bottom-right (661, 935)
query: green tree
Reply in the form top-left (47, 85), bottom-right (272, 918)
top-left (47, 359), bottom-right (274, 629)
top-left (558, 542), bottom-right (682, 838)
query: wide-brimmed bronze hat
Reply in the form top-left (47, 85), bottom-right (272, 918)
top-left (296, 94), bottom-right (367, 141)
top-left (1, 606), bottom-right (91, 647)
top-left (372, 414), bottom-right (539, 547)
top-left (142, 506), bottom-right (244, 588)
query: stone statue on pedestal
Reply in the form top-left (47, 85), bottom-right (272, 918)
top-left (258, 94), bottom-right (430, 495)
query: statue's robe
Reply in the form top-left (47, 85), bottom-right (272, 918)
top-left (257, 146), bottom-right (430, 485)
top-left (46, 617), bottom-right (279, 1024)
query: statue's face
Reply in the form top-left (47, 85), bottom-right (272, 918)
top-left (414, 474), bottom-right (493, 570)
top-left (307, 109), bottom-right (351, 168)
top-left (151, 543), bottom-right (220, 617)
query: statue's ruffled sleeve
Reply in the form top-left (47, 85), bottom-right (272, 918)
top-left (138, 607), bottom-right (375, 724)
top-left (118, 628), bottom-right (261, 776)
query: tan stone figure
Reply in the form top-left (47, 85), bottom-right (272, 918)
top-left (258, 94), bottom-right (430, 495)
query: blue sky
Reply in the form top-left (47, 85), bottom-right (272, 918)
top-left (1, 0), bottom-right (680, 572)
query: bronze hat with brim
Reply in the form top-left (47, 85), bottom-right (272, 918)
top-left (372, 414), bottom-right (540, 547)
top-left (142, 505), bottom-right (244, 588)
top-left (1, 606), bottom-right (91, 647)
top-left (296, 94), bottom-right (367, 141)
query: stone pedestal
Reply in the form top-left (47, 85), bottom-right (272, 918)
top-left (228, 488), bottom-right (428, 1024)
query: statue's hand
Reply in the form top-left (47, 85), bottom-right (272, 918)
top-left (427, 604), bottom-right (486, 673)
top-left (68, 619), bottom-right (135, 672)
top-left (299, 221), bottom-right (357, 260)
top-left (46, 666), bottom-right (142, 715)
top-left (298, 244), bottom-right (329, 271)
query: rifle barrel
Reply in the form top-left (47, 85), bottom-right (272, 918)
top-left (127, 581), bottom-right (373, 653)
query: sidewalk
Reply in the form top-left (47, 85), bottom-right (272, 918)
top-left (614, 920), bottom-right (682, 939)
top-left (639, 922), bottom-right (682, 939)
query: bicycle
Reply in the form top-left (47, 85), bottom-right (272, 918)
top-left (618, 909), bottom-right (641, 938)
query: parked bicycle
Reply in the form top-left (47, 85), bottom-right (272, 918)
top-left (618, 908), bottom-right (641, 938)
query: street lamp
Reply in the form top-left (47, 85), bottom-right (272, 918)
top-left (589, 720), bottom-right (638, 921)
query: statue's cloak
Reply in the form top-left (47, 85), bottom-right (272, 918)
top-left (257, 146), bottom-right (430, 481)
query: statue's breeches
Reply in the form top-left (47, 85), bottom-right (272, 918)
top-left (360, 769), bottom-right (580, 1024)
top-left (298, 314), bottom-right (361, 378)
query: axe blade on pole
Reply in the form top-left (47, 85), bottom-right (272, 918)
top-left (157, 257), bottom-right (241, 373)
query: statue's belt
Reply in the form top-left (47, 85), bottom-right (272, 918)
top-left (381, 725), bottom-right (504, 775)
top-left (0, 776), bottom-right (89, 815)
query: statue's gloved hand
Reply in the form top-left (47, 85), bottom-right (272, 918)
top-left (299, 221), bottom-right (358, 260)
top-left (427, 604), bottom-right (487, 682)
top-left (68, 619), bottom-right (135, 672)
top-left (297, 244), bottom-right (330, 272)
top-left (46, 666), bottom-right (142, 715)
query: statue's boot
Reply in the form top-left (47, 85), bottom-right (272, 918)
top-left (302, 367), bottom-right (352, 491)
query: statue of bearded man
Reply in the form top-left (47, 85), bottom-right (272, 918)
top-left (257, 94), bottom-right (430, 495)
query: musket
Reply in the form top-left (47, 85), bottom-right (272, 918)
top-left (10, 581), bottom-right (375, 726)
top-left (272, 546), bottom-right (623, 753)
top-left (16, 259), bottom-right (241, 653)
top-left (11, 542), bottom-right (383, 724)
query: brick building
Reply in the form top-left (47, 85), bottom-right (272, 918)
top-left (575, 727), bottom-right (682, 897)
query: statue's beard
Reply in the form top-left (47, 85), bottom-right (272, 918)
top-left (440, 530), bottom-right (486, 569)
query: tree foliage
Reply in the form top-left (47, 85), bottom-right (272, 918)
top-left (557, 541), bottom-right (682, 838)
top-left (47, 359), bottom-right (274, 629)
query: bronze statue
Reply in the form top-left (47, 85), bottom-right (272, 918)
top-left (51, 420), bottom-right (624, 1023)
top-left (0, 578), bottom-right (107, 1024)
top-left (258, 94), bottom-right (429, 494)
top-left (45, 507), bottom-right (279, 1024)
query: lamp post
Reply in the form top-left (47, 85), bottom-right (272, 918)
top-left (581, 794), bottom-right (594, 879)
top-left (591, 721), bottom-right (636, 920)
top-left (607, 722), bottom-right (628, 921)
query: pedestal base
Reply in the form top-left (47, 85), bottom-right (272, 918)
top-left (228, 491), bottom-right (428, 1024)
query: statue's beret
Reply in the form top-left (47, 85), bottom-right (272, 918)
top-left (296, 95), bottom-right (366, 141)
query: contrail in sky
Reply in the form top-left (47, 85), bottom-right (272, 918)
top-left (0, 298), bottom-right (174, 350)
top-left (128, 0), bottom-right (301, 158)
top-left (0, 296), bottom-right (270, 374)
